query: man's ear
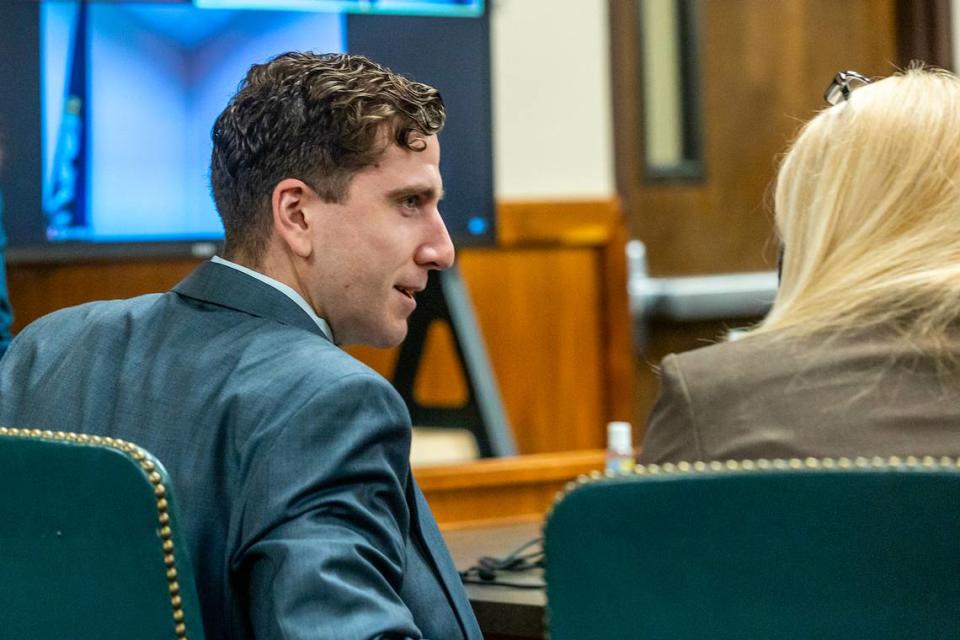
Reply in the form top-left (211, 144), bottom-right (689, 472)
top-left (271, 178), bottom-right (317, 258)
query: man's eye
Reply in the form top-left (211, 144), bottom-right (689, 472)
top-left (401, 196), bottom-right (419, 209)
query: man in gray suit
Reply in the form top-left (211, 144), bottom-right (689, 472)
top-left (0, 52), bottom-right (482, 640)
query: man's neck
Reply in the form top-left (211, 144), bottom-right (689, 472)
top-left (229, 249), bottom-right (303, 298)
top-left (211, 255), bottom-right (334, 342)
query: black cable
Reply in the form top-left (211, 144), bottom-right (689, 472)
top-left (458, 536), bottom-right (545, 590)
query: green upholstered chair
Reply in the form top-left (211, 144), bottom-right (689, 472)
top-left (544, 457), bottom-right (960, 640)
top-left (0, 428), bottom-right (204, 640)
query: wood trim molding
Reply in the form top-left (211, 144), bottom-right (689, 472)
top-left (416, 448), bottom-right (606, 489)
top-left (416, 450), bottom-right (606, 528)
top-left (496, 197), bottom-right (623, 247)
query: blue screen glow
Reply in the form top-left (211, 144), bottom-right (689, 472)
top-left (41, 1), bottom-right (345, 243)
top-left (193, 0), bottom-right (483, 18)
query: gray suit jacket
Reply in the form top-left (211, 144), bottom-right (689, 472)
top-left (0, 261), bottom-right (482, 640)
top-left (641, 328), bottom-right (960, 464)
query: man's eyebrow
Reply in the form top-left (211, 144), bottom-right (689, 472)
top-left (386, 185), bottom-right (445, 201)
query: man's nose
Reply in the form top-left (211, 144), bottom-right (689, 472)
top-left (417, 213), bottom-right (456, 270)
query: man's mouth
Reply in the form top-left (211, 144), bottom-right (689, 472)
top-left (394, 286), bottom-right (415, 300)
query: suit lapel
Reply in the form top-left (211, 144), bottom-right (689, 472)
top-left (172, 261), bottom-right (329, 341)
top-left (408, 478), bottom-right (483, 639)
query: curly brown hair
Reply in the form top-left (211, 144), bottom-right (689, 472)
top-left (210, 51), bottom-right (445, 262)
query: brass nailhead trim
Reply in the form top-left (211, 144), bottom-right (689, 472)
top-left (553, 453), bottom-right (960, 512)
top-left (547, 454), bottom-right (960, 533)
top-left (0, 428), bottom-right (192, 640)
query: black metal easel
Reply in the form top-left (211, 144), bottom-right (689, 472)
top-left (392, 265), bottom-right (516, 458)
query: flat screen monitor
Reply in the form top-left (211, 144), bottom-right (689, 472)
top-left (0, 0), bottom-right (493, 262)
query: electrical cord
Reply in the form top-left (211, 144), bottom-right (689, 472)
top-left (458, 536), bottom-right (545, 589)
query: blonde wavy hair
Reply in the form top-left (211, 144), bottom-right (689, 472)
top-left (753, 66), bottom-right (960, 345)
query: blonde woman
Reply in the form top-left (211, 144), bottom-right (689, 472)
top-left (641, 67), bottom-right (960, 463)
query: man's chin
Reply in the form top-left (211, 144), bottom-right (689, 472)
top-left (343, 323), bottom-right (408, 349)
top-left (381, 325), bottom-right (409, 349)
top-left (371, 334), bottom-right (406, 349)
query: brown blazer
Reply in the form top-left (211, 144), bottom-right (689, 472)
top-left (640, 328), bottom-right (960, 464)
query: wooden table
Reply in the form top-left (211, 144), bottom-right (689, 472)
top-left (444, 520), bottom-right (546, 640)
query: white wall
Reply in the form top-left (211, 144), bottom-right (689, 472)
top-left (954, 0), bottom-right (960, 72)
top-left (490, 0), bottom-right (615, 199)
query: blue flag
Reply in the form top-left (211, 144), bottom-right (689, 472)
top-left (46, 0), bottom-right (88, 239)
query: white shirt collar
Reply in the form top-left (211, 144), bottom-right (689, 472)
top-left (211, 255), bottom-right (334, 342)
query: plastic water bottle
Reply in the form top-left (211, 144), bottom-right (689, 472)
top-left (605, 421), bottom-right (634, 474)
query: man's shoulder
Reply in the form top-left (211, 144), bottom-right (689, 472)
top-left (0, 294), bottom-right (171, 390)
top-left (10, 289), bottom-right (399, 399)
top-left (184, 306), bottom-right (397, 400)
top-left (255, 333), bottom-right (397, 399)
top-left (225, 333), bottom-right (410, 447)
top-left (18, 294), bottom-right (166, 337)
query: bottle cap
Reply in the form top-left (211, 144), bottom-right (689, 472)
top-left (606, 421), bottom-right (633, 454)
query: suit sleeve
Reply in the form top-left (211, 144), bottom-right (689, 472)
top-left (233, 371), bottom-right (425, 640)
top-left (639, 354), bottom-right (704, 463)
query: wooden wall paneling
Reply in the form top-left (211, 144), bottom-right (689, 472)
top-left (462, 246), bottom-right (607, 453)
top-left (496, 198), bottom-right (637, 430)
top-left (7, 258), bottom-right (202, 332)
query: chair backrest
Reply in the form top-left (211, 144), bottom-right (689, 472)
top-left (544, 457), bottom-right (960, 640)
top-left (0, 428), bottom-right (205, 640)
